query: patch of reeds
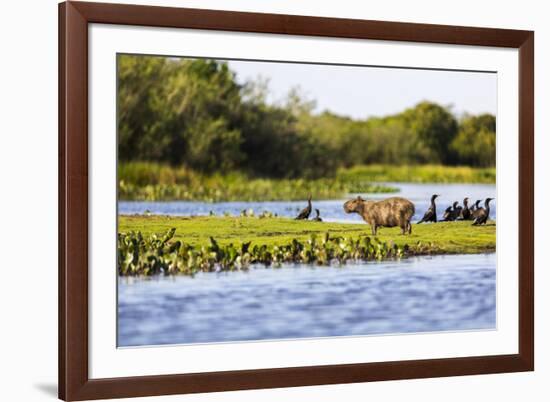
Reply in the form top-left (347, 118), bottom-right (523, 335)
top-left (118, 162), bottom-right (397, 202)
top-left (338, 164), bottom-right (496, 184)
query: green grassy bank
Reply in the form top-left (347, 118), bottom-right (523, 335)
top-left (119, 215), bottom-right (495, 253)
top-left (118, 162), bottom-right (395, 202)
top-left (339, 164), bottom-right (496, 184)
top-left (118, 215), bottom-right (496, 276)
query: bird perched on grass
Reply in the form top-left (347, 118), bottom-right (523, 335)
top-left (460, 197), bottom-right (472, 220)
top-left (442, 206), bottom-right (453, 221)
top-left (312, 208), bottom-right (322, 222)
top-left (417, 194), bottom-right (439, 223)
top-left (443, 201), bottom-right (461, 221)
top-left (295, 194), bottom-right (312, 220)
top-left (472, 198), bottom-right (494, 225)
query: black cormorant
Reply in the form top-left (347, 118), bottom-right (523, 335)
top-left (460, 197), bottom-right (472, 220)
top-left (443, 201), bottom-right (461, 221)
top-left (295, 194), bottom-right (312, 220)
top-left (472, 198), bottom-right (494, 225)
top-left (442, 206), bottom-right (453, 221)
top-left (417, 194), bottom-right (439, 223)
top-left (312, 208), bottom-right (322, 222)
top-left (470, 199), bottom-right (481, 212)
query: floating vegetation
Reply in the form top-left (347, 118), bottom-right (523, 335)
top-left (117, 228), bottom-right (411, 276)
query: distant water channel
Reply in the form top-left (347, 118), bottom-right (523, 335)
top-left (118, 182), bottom-right (497, 347)
top-left (119, 182), bottom-right (496, 223)
top-left (118, 253), bottom-right (496, 347)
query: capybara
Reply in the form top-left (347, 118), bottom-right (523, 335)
top-left (343, 196), bottom-right (415, 235)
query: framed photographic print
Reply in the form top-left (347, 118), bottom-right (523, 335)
top-left (59, 1), bottom-right (534, 400)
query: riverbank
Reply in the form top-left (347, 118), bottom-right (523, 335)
top-left (120, 215), bottom-right (495, 252)
top-left (118, 162), bottom-right (495, 202)
top-left (339, 164), bottom-right (495, 184)
top-left (118, 162), bottom-right (396, 202)
top-left (118, 215), bottom-right (496, 275)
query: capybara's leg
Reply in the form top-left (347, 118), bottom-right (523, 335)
top-left (371, 225), bottom-right (377, 235)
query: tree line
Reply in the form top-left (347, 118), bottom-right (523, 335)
top-left (118, 55), bottom-right (496, 179)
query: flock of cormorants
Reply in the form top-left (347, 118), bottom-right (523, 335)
top-left (295, 193), bottom-right (494, 226)
top-left (417, 195), bottom-right (494, 225)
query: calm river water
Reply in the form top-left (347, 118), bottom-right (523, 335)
top-left (119, 182), bottom-right (496, 223)
top-left (118, 253), bottom-right (496, 347)
top-left (118, 182), bottom-right (497, 347)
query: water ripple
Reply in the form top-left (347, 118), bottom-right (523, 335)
top-left (118, 253), bottom-right (496, 347)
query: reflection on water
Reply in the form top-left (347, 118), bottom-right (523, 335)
top-left (118, 253), bottom-right (496, 347)
top-left (118, 182), bottom-right (496, 223)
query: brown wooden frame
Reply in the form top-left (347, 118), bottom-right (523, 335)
top-left (59, 1), bottom-right (534, 400)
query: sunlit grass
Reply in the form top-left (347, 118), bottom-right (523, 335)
top-left (118, 162), bottom-right (396, 202)
top-left (119, 215), bottom-right (496, 254)
top-left (118, 162), bottom-right (494, 202)
top-left (339, 164), bottom-right (496, 184)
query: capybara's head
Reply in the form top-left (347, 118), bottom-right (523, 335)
top-left (343, 196), bottom-right (365, 214)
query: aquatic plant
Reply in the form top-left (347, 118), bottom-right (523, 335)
top-left (117, 228), bottom-right (408, 276)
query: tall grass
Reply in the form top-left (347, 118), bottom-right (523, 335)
top-left (339, 164), bottom-right (496, 184)
top-left (118, 162), bottom-right (495, 202)
top-left (118, 162), bottom-right (396, 202)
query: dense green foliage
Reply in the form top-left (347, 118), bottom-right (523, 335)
top-left (118, 56), bottom-right (243, 171)
top-left (117, 228), bottom-right (405, 275)
top-left (117, 216), bottom-right (496, 275)
top-left (451, 114), bottom-right (497, 167)
top-left (118, 55), bottom-right (496, 180)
